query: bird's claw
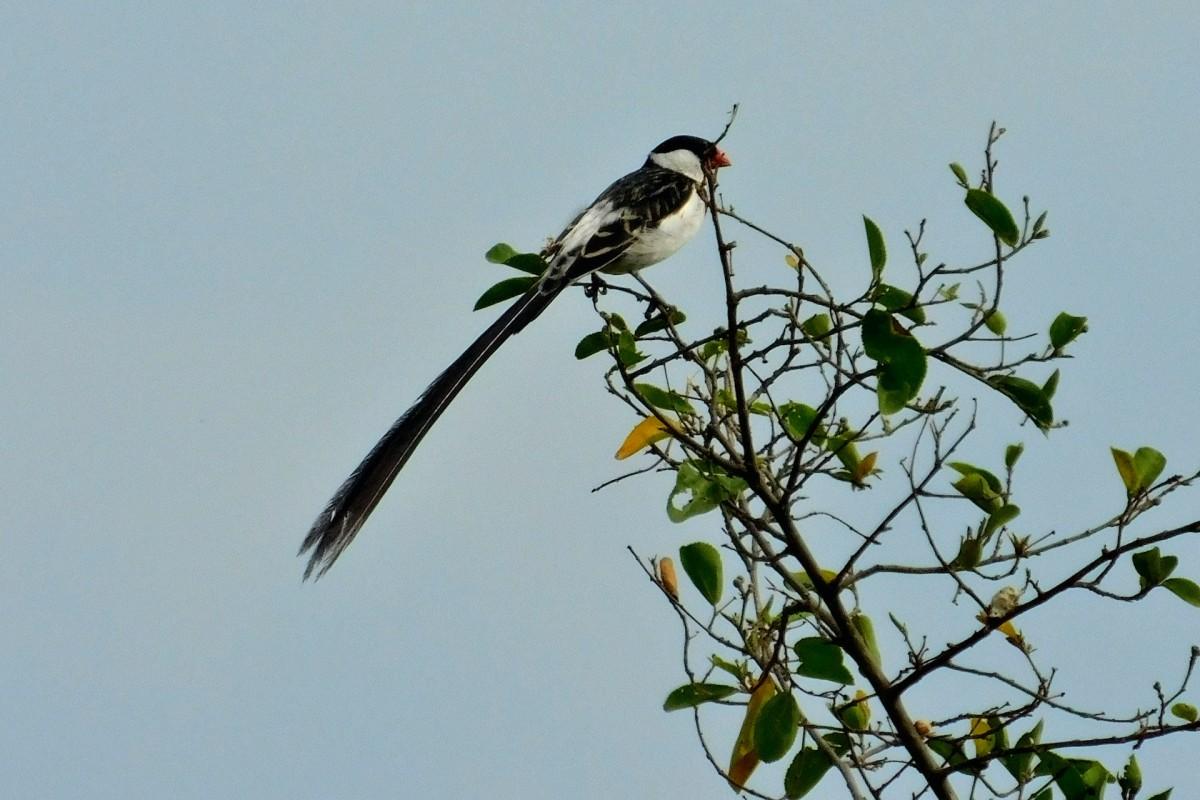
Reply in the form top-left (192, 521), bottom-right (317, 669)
top-left (584, 274), bottom-right (609, 299)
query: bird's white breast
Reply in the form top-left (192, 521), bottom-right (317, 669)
top-left (605, 189), bottom-right (704, 274)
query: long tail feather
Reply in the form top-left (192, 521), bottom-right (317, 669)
top-left (300, 286), bottom-right (559, 579)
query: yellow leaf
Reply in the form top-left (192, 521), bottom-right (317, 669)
top-left (785, 253), bottom-right (800, 270)
top-left (792, 568), bottom-right (840, 590)
top-left (970, 717), bottom-right (993, 758)
top-left (615, 416), bottom-right (672, 460)
top-left (1111, 447), bottom-right (1139, 496)
top-left (999, 620), bottom-right (1028, 650)
top-left (658, 558), bottom-right (679, 601)
top-left (728, 679), bottom-right (776, 789)
top-left (852, 451), bottom-right (879, 484)
top-left (976, 611), bottom-right (1028, 651)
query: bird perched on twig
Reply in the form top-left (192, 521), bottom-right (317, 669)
top-left (300, 135), bottom-right (732, 579)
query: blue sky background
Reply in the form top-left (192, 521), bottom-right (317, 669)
top-left (4, 3), bottom-right (1199, 798)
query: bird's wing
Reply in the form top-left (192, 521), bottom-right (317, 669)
top-left (541, 167), bottom-right (696, 287)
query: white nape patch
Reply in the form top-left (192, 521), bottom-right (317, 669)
top-left (649, 148), bottom-right (704, 182)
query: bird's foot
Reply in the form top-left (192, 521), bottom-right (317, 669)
top-left (584, 274), bottom-right (609, 299)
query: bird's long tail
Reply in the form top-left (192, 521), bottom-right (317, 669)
top-left (300, 285), bottom-right (560, 579)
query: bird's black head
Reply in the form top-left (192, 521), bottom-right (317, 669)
top-left (648, 135), bottom-right (732, 170)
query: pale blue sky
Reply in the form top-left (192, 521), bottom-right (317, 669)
top-left (4, 3), bottom-right (1199, 798)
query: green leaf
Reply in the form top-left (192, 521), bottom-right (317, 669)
top-left (634, 309), bottom-right (686, 337)
top-left (634, 383), bottom-right (695, 415)
top-left (849, 611), bottom-right (882, 666)
top-left (754, 692), bottom-right (801, 763)
top-left (1078, 761), bottom-right (1111, 791)
top-left (949, 162), bottom-right (970, 187)
top-left (1163, 578), bottom-right (1200, 608)
top-left (835, 691), bottom-right (869, 731)
top-left (1036, 751), bottom-right (1111, 799)
top-left (1170, 702), bottom-right (1198, 722)
top-left (1031, 790), bottom-right (1053, 800)
top-left (779, 407), bottom-right (861, 472)
top-left (714, 387), bottom-right (770, 416)
top-left (574, 329), bottom-right (614, 359)
top-left (615, 330), bottom-right (644, 366)
top-left (965, 188), bottom-right (1020, 246)
top-left (872, 284), bottom-right (926, 324)
top-left (939, 283), bottom-right (961, 301)
top-left (823, 732), bottom-right (851, 755)
top-left (1132, 547), bottom-right (1178, 588)
top-left (667, 462), bottom-right (747, 524)
top-left (473, 276), bottom-right (537, 310)
top-left (1155, 555), bottom-right (1180, 581)
top-left (793, 637), bottom-right (854, 684)
top-left (1002, 719), bottom-right (1043, 781)
top-left (988, 375), bottom-right (1054, 429)
top-left (1042, 368), bottom-right (1060, 399)
top-left (784, 748), bottom-right (832, 799)
top-left (826, 430), bottom-right (862, 472)
top-left (1134, 446), bottom-right (1167, 489)
top-left (678, 542), bottom-right (723, 604)
top-left (800, 313), bottom-right (833, 340)
top-left (607, 313), bottom-right (630, 332)
top-left (484, 242), bottom-right (518, 263)
top-left (710, 654), bottom-right (748, 681)
top-left (1049, 312), bottom-right (1088, 349)
top-left (1119, 753), bottom-right (1142, 794)
top-left (484, 243), bottom-right (546, 274)
top-left (952, 473), bottom-right (1004, 514)
top-left (662, 682), bottom-right (738, 711)
top-left (863, 215), bottom-right (887, 281)
top-left (1146, 791), bottom-right (1173, 800)
top-left (1005, 443), bottom-right (1024, 470)
top-left (950, 535), bottom-right (984, 569)
top-left (984, 309), bottom-right (1007, 335)
top-left (984, 504), bottom-right (1021, 538)
top-left (948, 462), bottom-right (1004, 494)
top-left (861, 309), bottom-right (927, 414)
top-left (699, 339), bottom-right (726, 361)
top-left (927, 736), bottom-right (972, 773)
top-left (779, 403), bottom-right (825, 444)
top-left (504, 253), bottom-right (548, 275)
top-left (1113, 445), bottom-right (1166, 496)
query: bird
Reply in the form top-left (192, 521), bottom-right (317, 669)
top-left (299, 135), bottom-right (732, 579)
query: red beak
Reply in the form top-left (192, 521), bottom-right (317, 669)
top-left (708, 147), bottom-right (732, 169)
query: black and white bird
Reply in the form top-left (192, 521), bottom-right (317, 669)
top-left (300, 135), bottom-right (731, 578)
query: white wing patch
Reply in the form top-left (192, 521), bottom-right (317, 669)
top-left (538, 149), bottom-right (705, 288)
top-left (542, 199), bottom-right (621, 286)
